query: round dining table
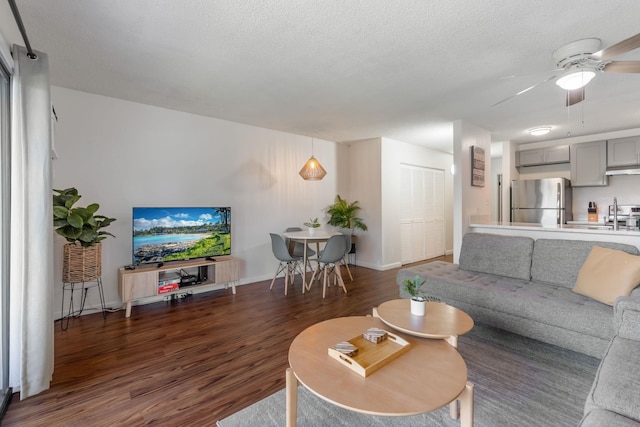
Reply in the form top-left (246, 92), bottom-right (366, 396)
top-left (282, 230), bottom-right (342, 291)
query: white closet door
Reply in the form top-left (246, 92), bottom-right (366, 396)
top-left (426, 169), bottom-right (445, 259)
top-left (411, 168), bottom-right (426, 261)
top-left (400, 165), bottom-right (445, 264)
top-left (399, 166), bottom-right (413, 263)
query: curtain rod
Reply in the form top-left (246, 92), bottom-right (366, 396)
top-left (8, 0), bottom-right (37, 60)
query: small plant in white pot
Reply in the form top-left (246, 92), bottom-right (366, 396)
top-left (403, 275), bottom-right (440, 316)
top-left (303, 217), bottom-right (321, 235)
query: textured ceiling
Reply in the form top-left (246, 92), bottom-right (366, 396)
top-left (2, 0), bottom-right (640, 153)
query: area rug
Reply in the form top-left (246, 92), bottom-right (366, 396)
top-left (217, 323), bottom-right (600, 426)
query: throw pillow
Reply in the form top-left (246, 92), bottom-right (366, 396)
top-left (573, 246), bottom-right (640, 306)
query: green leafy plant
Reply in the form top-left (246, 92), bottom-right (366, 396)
top-left (53, 187), bottom-right (116, 247)
top-left (326, 195), bottom-right (367, 233)
top-left (403, 275), bottom-right (440, 302)
top-left (303, 217), bottom-right (321, 228)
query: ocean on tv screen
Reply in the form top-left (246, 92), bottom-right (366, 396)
top-left (132, 207), bottom-right (231, 263)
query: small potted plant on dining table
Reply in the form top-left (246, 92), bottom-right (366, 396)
top-left (403, 275), bottom-right (440, 316)
top-left (303, 217), bottom-right (321, 235)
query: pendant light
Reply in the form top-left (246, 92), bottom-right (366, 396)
top-left (299, 138), bottom-right (327, 181)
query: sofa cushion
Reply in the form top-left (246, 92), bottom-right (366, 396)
top-left (589, 335), bottom-right (640, 422)
top-left (573, 246), bottom-right (640, 306)
top-left (531, 239), bottom-right (640, 288)
top-left (580, 408), bottom-right (640, 427)
top-left (615, 297), bottom-right (640, 340)
top-left (458, 233), bottom-right (534, 281)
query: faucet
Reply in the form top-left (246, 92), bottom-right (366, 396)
top-left (613, 197), bottom-right (619, 231)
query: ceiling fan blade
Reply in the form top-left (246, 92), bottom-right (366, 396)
top-left (602, 61), bottom-right (640, 73)
top-left (566, 88), bottom-right (585, 107)
top-left (491, 75), bottom-right (556, 107)
top-left (590, 33), bottom-right (640, 61)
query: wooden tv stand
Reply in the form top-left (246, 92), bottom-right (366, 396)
top-left (118, 256), bottom-right (240, 318)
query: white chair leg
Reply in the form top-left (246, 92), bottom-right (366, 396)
top-left (271, 263), bottom-right (285, 291)
top-left (293, 261), bottom-right (305, 294)
top-left (270, 266), bottom-right (278, 290)
top-left (322, 265), bottom-right (329, 298)
top-left (342, 256), bottom-right (353, 281)
top-left (335, 264), bottom-right (347, 294)
top-left (310, 262), bottom-right (321, 284)
top-left (284, 263), bottom-right (289, 296)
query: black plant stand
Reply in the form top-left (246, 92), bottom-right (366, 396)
top-left (60, 278), bottom-right (107, 330)
top-left (348, 241), bottom-right (356, 266)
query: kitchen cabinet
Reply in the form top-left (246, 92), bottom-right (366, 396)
top-left (516, 145), bottom-right (570, 167)
top-left (570, 141), bottom-right (608, 187)
top-left (607, 137), bottom-right (640, 168)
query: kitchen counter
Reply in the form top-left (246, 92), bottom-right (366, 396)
top-left (468, 221), bottom-right (640, 249)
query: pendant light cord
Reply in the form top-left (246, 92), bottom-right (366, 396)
top-left (566, 98), bottom-right (571, 137)
top-left (8, 0), bottom-right (38, 60)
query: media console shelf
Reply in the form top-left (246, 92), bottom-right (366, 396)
top-left (118, 256), bottom-right (240, 318)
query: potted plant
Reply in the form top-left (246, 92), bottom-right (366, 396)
top-left (53, 187), bottom-right (116, 282)
top-left (403, 275), bottom-right (439, 316)
top-left (326, 195), bottom-right (367, 255)
top-left (326, 195), bottom-right (367, 233)
top-left (303, 217), bottom-right (321, 235)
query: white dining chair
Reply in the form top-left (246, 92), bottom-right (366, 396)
top-left (269, 233), bottom-right (304, 295)
top-left (311, 235), bottom-right (348, 298)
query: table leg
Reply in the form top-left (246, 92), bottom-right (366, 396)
top-left (444, 333), bottom-right (462, 417)
top-left (446, 335), bottom-right (459, 348)
top-left (456, 381), bottom-right (474, 427)
top-left (286, 368), bottom-right (298, 427)
top-left (302, 244), bottom-right (308, 293)
top-left (450, 399), bottom-right (459, 419)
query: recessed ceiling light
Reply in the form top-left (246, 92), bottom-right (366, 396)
top-left (529, 126), bottom-right (552, 136)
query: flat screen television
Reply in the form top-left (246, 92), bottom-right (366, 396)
top-left (132, 207), bottom-right (231, 264)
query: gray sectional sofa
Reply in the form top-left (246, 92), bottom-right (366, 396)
top-left (396, 232), bottom-right (640, 358)
top-left (580, 296), bottom-right (640, 426)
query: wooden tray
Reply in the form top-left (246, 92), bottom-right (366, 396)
top-left (327, 330), bottom-right (411, 377)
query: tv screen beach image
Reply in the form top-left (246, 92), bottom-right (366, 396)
top-left (132, 207), bottom-right (231, 264)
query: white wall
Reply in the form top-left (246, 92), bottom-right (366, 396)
top-left (453, 120), bottom-right (491, 262)
top-left (51, 86), bottom-right (342, 317)
top-left (346, 138), bottom-right (382, 269)
top-left (490, 152), bottom-right (502, 222)
top-left (572, 175), bottom-right (640, 222)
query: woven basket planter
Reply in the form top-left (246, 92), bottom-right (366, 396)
top-left (63, 242), bottom-right (102, 283)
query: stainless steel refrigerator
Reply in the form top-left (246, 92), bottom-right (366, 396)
top-left (511, 178), bottom-right (572, 225)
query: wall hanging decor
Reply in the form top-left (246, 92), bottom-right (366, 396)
top-left (471, 145), bottom-right (485, 187)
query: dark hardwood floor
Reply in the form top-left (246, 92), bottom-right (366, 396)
top-left (2, 256), bottom-right (451, 426)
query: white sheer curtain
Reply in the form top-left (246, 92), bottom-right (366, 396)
top-left (8, 45), bottom-right (53, 399)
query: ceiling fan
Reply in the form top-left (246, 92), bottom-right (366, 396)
top-left (493, 32), bottom-right (640, 107)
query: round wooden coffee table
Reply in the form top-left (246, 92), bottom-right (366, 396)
top-left (375, 299), bottom-right (474, 347)
top-left (286, 316), bottom-right (474, 427)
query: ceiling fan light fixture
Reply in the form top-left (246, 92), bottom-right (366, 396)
top-left (529, 126), bottom-right (552, 136)
top-left (555, 67), bottom-right (596, 90)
